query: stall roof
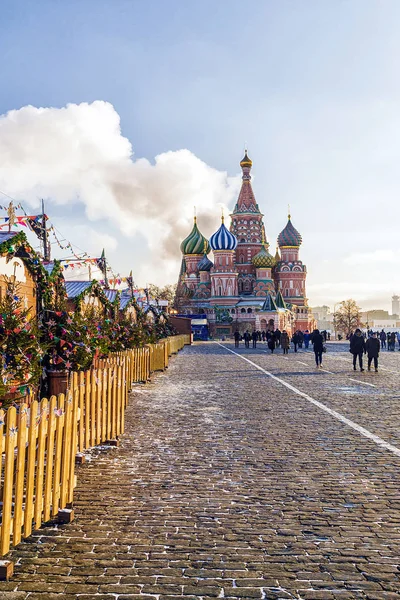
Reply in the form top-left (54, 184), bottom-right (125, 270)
top-left (65, 281), bottom-right (92, 299)
top-left (0, 232), bottom-right (18, 244)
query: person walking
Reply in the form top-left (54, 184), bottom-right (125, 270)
top-left (252, 330), bottom-right (258, 348)
top-left (261, 330), bottom-right (266, 342)
top-left (350, 328), bottom-right (366, 371)
top-left (366, 332), bottom-right (380, 372)
top-left (234, 330), bottom-right (240, 348)
top-left (312, 328), bottom-right (324, 368)
top-left (298, 331), bottom-right (304, 348)
top-left (291, 330), bottom-right (301, 353)
top-left (281, 330), bottom-right (290, 354)
top-left (275, 328), bottom-right (281, 348)
top-left (390, 331), bottom-right (396, 351)
top-left (380, 329), bottom-right (386, 350)
top-left (243, 330), bottom-right (251, 348)
top-left (303, 330), bottom-right (310, 349)
top-left (268, 335), bottom-right (276, 354)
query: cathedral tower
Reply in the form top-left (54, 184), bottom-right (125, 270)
top-left (275, 213), bottom-right (313, 330)
top-left (210, 217), bottom-right (238, 303)
top-left (180, 217), bottom-right (210, 294)
top-left (230, 152), bottom-right (266, 294)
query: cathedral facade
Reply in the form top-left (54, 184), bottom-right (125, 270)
top-left (175, 152), bottom-right (314, 337)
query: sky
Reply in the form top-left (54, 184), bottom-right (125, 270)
top-left (1, 0), bottom-right (400, 311)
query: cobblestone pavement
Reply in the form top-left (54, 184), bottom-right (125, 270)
top-left (2, 341), bottom-right (400, 600)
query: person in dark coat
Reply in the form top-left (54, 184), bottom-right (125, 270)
top-left (261, 330), bottom-right (266, 342)
top-left (281, 330), bottom-right (290, 354)
top-left (303, 330), bottom-right (310, 349)
top-left (234, 330), bottom-right (240, 348)
top-left (312, 328), bottom-right (324, 368)
top-left (243, 330), bottom-right (251, 348)
top-left (291, 331), bottom-right (301, 353)
top-left (274, 328), bottom-right (281, 347)
top-left (298, 331), bottom-right (304, 348)
top-left (390, 331), bottom-right (396, 351)
top-left (350, 328), bottom-right (366, 371)
top-left (366, 332), bottom-right (380, 372)
top-left (267, 336), bottom-right (275, 353)
top-left (251, 330), bottom-right (258, 348)
top-left (379, 330), bottom-right (386, 349)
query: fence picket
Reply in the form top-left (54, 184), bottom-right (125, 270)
top-left (13, 404), bottom-right (28, 546)
top-left (43, 396), bottom-right (57, 523)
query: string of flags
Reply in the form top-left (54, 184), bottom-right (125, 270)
top-left (62, 258), bottom-right (101, 270)
top-left (0, 215), bottom-right (42, 229)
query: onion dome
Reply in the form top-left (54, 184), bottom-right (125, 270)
top-left (181, 283), bottom-right (194, 299)
top-left (277, 215), bottom-right (302, 248)
top-left (198, 254), bottom-right (213, 271)
top-left (180, 217), bottom-right (210, 255)
top-left (210, 217), bottom-right (238, 251)
top-left (240, 150), bottom-right (252, 169)
top-left (252, 244), bottom-right (275, 268)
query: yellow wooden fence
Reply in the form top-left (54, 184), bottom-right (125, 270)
top-left (0, 334), bottom-right (190, 557)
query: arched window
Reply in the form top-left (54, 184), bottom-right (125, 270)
top-left (241, 308), bottom-right (246, 313)
top-left (218, 286), bottom-right (222, 296)
top-left (241, 238), bottom-right (246, 243)
top-left (247, 308), bottom-right (252, 314)
top-left (239, 255), bottom-right (245, 264)
top-left (226, 256), bottom-right (229, 265)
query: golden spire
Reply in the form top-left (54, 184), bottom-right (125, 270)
top-left (194, 206), bottom-right (197, 224)
top-left (288, 204), bottom-right (291, 220)
top-left (221, 207), bottom-right (224, 223)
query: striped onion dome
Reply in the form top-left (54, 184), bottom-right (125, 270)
top-left (252, 244), bottom-right (275, 268)
top-left (277, 215), bottom-right (302, 248)
top-left (210, 218), bottom-right (238, 251)
top-left (180, 218), bottom-right (210, 255)
top-left (198, 254), bottom-right (213, 271)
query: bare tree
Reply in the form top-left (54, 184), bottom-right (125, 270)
top-left (333, 299), bottom-right (364, 338)
top-left (148, 283), bottom-right (177, 305)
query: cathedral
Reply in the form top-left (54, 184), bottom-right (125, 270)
top-left (175, 152), bottom-right (314, 338)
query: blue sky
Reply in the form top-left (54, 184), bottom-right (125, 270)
top-left (1, 1), bottom-right (400, 309)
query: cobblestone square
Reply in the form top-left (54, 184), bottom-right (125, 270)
top-left (2, 341), bottom-right (400, 599)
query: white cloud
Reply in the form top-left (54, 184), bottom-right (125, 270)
top-left (0, 101), bottom-right (240, 284)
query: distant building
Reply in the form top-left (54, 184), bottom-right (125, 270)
top-left (311, 305), bottom-right (334, 331)
top-left (392, 295), bottom-right (400, 318)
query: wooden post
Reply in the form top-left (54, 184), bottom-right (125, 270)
top-left (84, 370), bottom-right (91, 451)
top-left (78, 371), bottom-right (85, 452)
top-left (13, 405), bottom-right (28, 546)
top-left (52, 394), bottom-right (65, 517)
top-left (0, 407), bottom-right (17, 555)
top-left (101, 368), bottom-right (107, 443)
top-left (43, 396), bottom-right (57, 523)
top-left (90, 370), bottom-right (96, 448)
top-left (24, 401), bottom-right (38, 537)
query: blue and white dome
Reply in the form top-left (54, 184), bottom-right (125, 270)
top-left (198, 254), bottom-right (213, 271)
top-left (210, 219), bottom-right (238, 251)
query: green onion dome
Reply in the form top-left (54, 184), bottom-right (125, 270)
top-left (180, 218), bottom-right (210, 255)
top-left (252, 244), bottom-right (275, 268)
top-left (181, 283), bottom-right (194, 299)
top-left (277, 215), bottom-right (302, 248)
